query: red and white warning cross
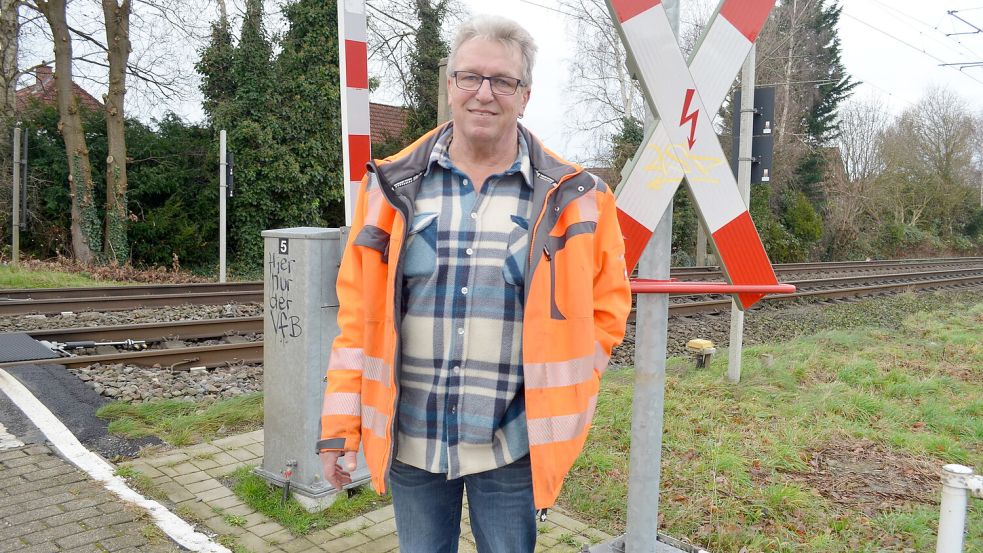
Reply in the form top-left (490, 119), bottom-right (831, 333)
top-left (608, 0), bottom-right (778, 309)
top-left (338, 0), bottom-right (371, 226)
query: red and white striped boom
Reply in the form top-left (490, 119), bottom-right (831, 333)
top-left (338, 0), bottom-right (371, 226)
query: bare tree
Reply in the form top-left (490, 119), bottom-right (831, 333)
top-left (836, 93), bottom-right (890, 183)
top-left (822, 92), bottom-right (892, 257)
top-left (877, 86), bottom-right (977, 236)
top-left (558, 0), bottom-right (641, 162)
top-left (366, 0), bottom-right (466, 107)
top-left (33, 0), bottom-right (99, 262)
top-left (102, 0), bottom-right (131, 263)
top-left (556, 0), bottom-right (713, 164)
top-left (1, 0), bottom-right (16, 126)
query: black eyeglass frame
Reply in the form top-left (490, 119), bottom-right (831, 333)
top-left (451, 71), bottom-right (527, 95)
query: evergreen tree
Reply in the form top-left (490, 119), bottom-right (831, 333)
top-left (224, 0), bottom-right (284, 269)
top-left (196, 13), bottom-right (236, 123)
top-left (609, 115), bottom-right (642, 176)
top-left (275, 0), bottom-right (345, 227)
top-left (403, 0), bottom-right (450, 140)
top-left (803, 2), bottom-right (857, 146)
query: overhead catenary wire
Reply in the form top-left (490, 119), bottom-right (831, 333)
top-left (867, 0), bottom-right (983, 60)
top-left (841, 11), bottom-right (983, 87)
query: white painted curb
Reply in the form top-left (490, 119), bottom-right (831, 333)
top-left (0, 368), bottom-right (230, 553)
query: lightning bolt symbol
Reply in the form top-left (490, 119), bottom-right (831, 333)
top-left (679, 88), bottom-right (699, 150)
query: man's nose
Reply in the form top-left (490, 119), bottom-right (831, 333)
top-left (475, 78), bottom-right (495, 100)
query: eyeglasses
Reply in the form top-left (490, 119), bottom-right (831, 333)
top-left (452, 71), bottom-right (525, 95)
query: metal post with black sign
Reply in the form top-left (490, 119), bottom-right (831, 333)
top-left (730, 85), bottom-right (776, 185)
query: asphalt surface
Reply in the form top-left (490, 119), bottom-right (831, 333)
top-left (0, 382), bottom-right (46, 445)
top-left (1, 363), bottom-right (160, 459)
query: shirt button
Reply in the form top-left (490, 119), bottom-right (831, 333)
top-left (463, 179), bottom-right (470, 187)
top-left (461, 287), bottom-right (468, 295)
top-left (457, 328), bottom-right (465, 335)
top-left (450, 406), bottom-right (457, 413)
top-left (470, 212), bottom-right (477, 219)
top-left (453, 365), bottom-right (461, 373)
top-left (465, 248), bottom-right (473, 255)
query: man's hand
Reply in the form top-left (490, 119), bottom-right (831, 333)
top-left (320, 450), bottom-right (358, 491)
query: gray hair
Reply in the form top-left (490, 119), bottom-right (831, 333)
top-left (447, 15), bottom-right (538, 86)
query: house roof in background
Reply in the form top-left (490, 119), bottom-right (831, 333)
top-left (369, 102), bottom-right (407, 145)
top-left (15, 66), bottom-right (103, 114)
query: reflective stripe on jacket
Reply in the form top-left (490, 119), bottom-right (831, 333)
top-left (320, 123), bottom-right (632, 509)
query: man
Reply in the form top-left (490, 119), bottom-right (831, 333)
top-left (318, 14), bottom-right (631, 552)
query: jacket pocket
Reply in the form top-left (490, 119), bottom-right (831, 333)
top-left (502, 215), bottom-right (529, 287)
top-left (403, 212), bottom-right (438, 279)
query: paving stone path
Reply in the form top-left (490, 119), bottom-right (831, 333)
top-left (0, 444), bottom-right (183, 553)
top-left (124, 430), bottom-right (612, 553)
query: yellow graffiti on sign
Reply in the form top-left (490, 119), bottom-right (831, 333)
top-left (641, 143), bottom-right (725, 190)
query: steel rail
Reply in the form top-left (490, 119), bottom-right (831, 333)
top-left (671, 267), bottom-right (983, 295)
top-left (0, 281), bottom-right (263, 300)
top-left (663, 272), bottom-right (983, 317)
top-left (25, 317), bottom-right (263, 343)
top-left (669, 258), bottom-right (983, 279)
top-left (0, 342), bottom-right (263, 370)
top-left (0, 290), bottom-right (263, 316)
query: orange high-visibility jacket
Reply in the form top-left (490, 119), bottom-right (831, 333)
top-left (320, 123), bottom-right (632, 509)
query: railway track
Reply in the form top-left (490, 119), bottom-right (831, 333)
top-left (3, 258), bottom-right (982, 316)
top-left (2, 258), bottom-right (982, 369)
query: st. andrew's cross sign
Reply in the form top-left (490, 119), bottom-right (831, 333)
top-left (609, 0), bottom-right (779, 309)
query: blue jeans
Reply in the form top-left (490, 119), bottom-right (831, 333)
top-left (389, 456), bottom-right (537, 553)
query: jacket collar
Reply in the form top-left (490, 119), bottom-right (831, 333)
top-left (372, 122), bottom-right (581, 196)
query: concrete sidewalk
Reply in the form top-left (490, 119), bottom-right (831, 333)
top-left (123, 430), bottom-right (613, 553)
top-left (0, 443), bottom-right (183, 553)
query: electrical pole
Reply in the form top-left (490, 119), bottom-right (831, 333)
top-left (728, 43), bottom-right (755, 384)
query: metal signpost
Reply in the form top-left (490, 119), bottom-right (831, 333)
top-left (594, 0), bottom-right (784, 550)
top-left (11, 127), bottom-right (20, 266)
top-left (219, 130), bottom-right (227, 283)
top-left (728, 45), bottom-right (755, 384)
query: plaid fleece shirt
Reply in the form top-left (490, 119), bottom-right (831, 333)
top-left (394, 127), bottom-right (534, 478)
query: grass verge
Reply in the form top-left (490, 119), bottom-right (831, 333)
top-left (0, 264), bottom-right (125, 289)
top-left (97, 393), bottom-right (264, 447)
top-left (228, 465), bottom-right (391, 535)
top-left (563, 296), bottom-right (982, 552)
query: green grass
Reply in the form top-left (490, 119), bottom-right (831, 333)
top-left (228, 466), bottom-right (391, 535)
top-left (98, 393), bottom-right (264, 447)
top-left (0, 264), bottom-right (125, 289)
top-left (563, 295), bottom-right (983, 552)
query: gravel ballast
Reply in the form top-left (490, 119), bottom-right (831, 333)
top-left (4, 289), bottom-right (982, 403)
